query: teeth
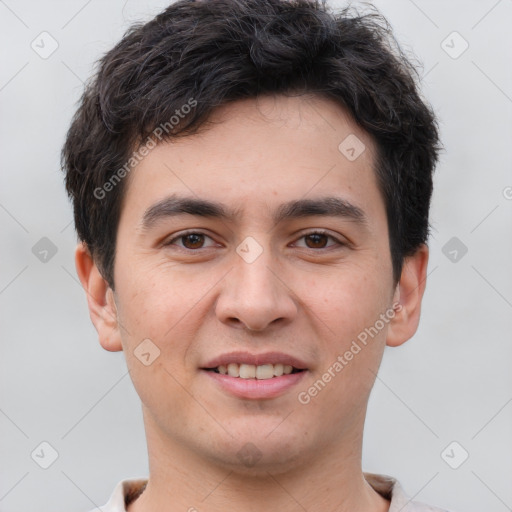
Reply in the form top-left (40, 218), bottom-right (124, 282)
top-left (213, 363), bottom-right (300, 379)
top-left (239, 364), bottom-right (256, 379)
top-left (273, 363), bottom-right (284, 376)
top-left (227, 363), bottom-right (239, 377)
top-left (256, 364), bottom-right (273, 380)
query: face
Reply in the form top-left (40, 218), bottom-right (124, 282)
top-left (86, 94), bottom-right (411, 474)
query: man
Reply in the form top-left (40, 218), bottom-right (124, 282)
top-left (62, 0), bottom-right (448, 510)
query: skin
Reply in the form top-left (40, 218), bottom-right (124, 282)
top-left (76, 93), bottom-right (428, 512)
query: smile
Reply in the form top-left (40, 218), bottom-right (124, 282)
top-left (206, 363), bottom-right (303, 379)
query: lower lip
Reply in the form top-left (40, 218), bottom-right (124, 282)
top-left (201, 369), bottom-right (307, 400)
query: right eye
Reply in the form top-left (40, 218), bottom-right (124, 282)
top-left (163, 231), bottom-right (219, 251)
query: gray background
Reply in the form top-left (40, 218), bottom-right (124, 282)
top-left (1, 1), bottom-right (511, 511)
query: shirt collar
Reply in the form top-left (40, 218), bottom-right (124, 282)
top-left (98, 472), bottom-right (445, 512)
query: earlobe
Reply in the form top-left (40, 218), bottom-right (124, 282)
top-left (74, 242), bottom-right (123, 352)
top-left (386, 244), bottom-right (429, 348)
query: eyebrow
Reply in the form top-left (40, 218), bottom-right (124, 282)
top-left (139, 194), bottom-right (368, 232)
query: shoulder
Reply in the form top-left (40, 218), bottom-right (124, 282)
top-left (85, 477), bottom-right (148, 512)
top-left (364, 472), bottom-right (457, 512)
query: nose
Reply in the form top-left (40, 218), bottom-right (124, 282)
top-left (215, 242), bottom-right (298, 332)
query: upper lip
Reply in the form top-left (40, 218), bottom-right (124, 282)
top-left (202, 351), bottom-right (309, 370)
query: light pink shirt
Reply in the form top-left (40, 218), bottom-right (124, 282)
top-left (87, 473), bottom-right (454, 511)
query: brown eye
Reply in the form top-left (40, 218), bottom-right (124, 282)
top-left (181, 233), bottom-right (205, 249)
top-left (293, 231), bottom-right (345, 250)
top-left (164, 231), bottom-right (218, 251)
top-left (304, 233), bottom-right (329, 249)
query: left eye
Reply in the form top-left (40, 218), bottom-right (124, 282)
top-left (293, 232), bottom-right (342, 249)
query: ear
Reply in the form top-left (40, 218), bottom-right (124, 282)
top-left (386, 244), bottom-right (429, 348)
top-left (74, 242), bottom-right (123, 352)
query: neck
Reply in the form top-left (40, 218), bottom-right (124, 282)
top-left (128, 414), bottom-right (390, 512)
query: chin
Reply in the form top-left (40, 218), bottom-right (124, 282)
top-left (201, 423), bottom-right (311, 476)
top-left (209, 444), bottom-right (307, 477)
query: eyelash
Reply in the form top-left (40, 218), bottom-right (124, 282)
top-left (163, 229), bottom-right (346, 251)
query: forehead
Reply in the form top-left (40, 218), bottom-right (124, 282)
top-left (120, 94), bottom-right (383, 225)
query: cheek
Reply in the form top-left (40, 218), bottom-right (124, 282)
top-left (301, 279), bottom-right (390, 418)
top-left (297, 265), bottom-right (392, 400)
top-left (114, 270), bottom-right (198, 418)
top-left (116, 262), bottom-right (189, 330)
top-left (115, 263), bottom-right (212, 375)
top-left (303, 267), bottom-right (390, 332)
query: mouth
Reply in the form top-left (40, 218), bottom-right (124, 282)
top-left (204, 363), bottom-right (304, 379)
top-left (200, 352), bottom-right (309, 400)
